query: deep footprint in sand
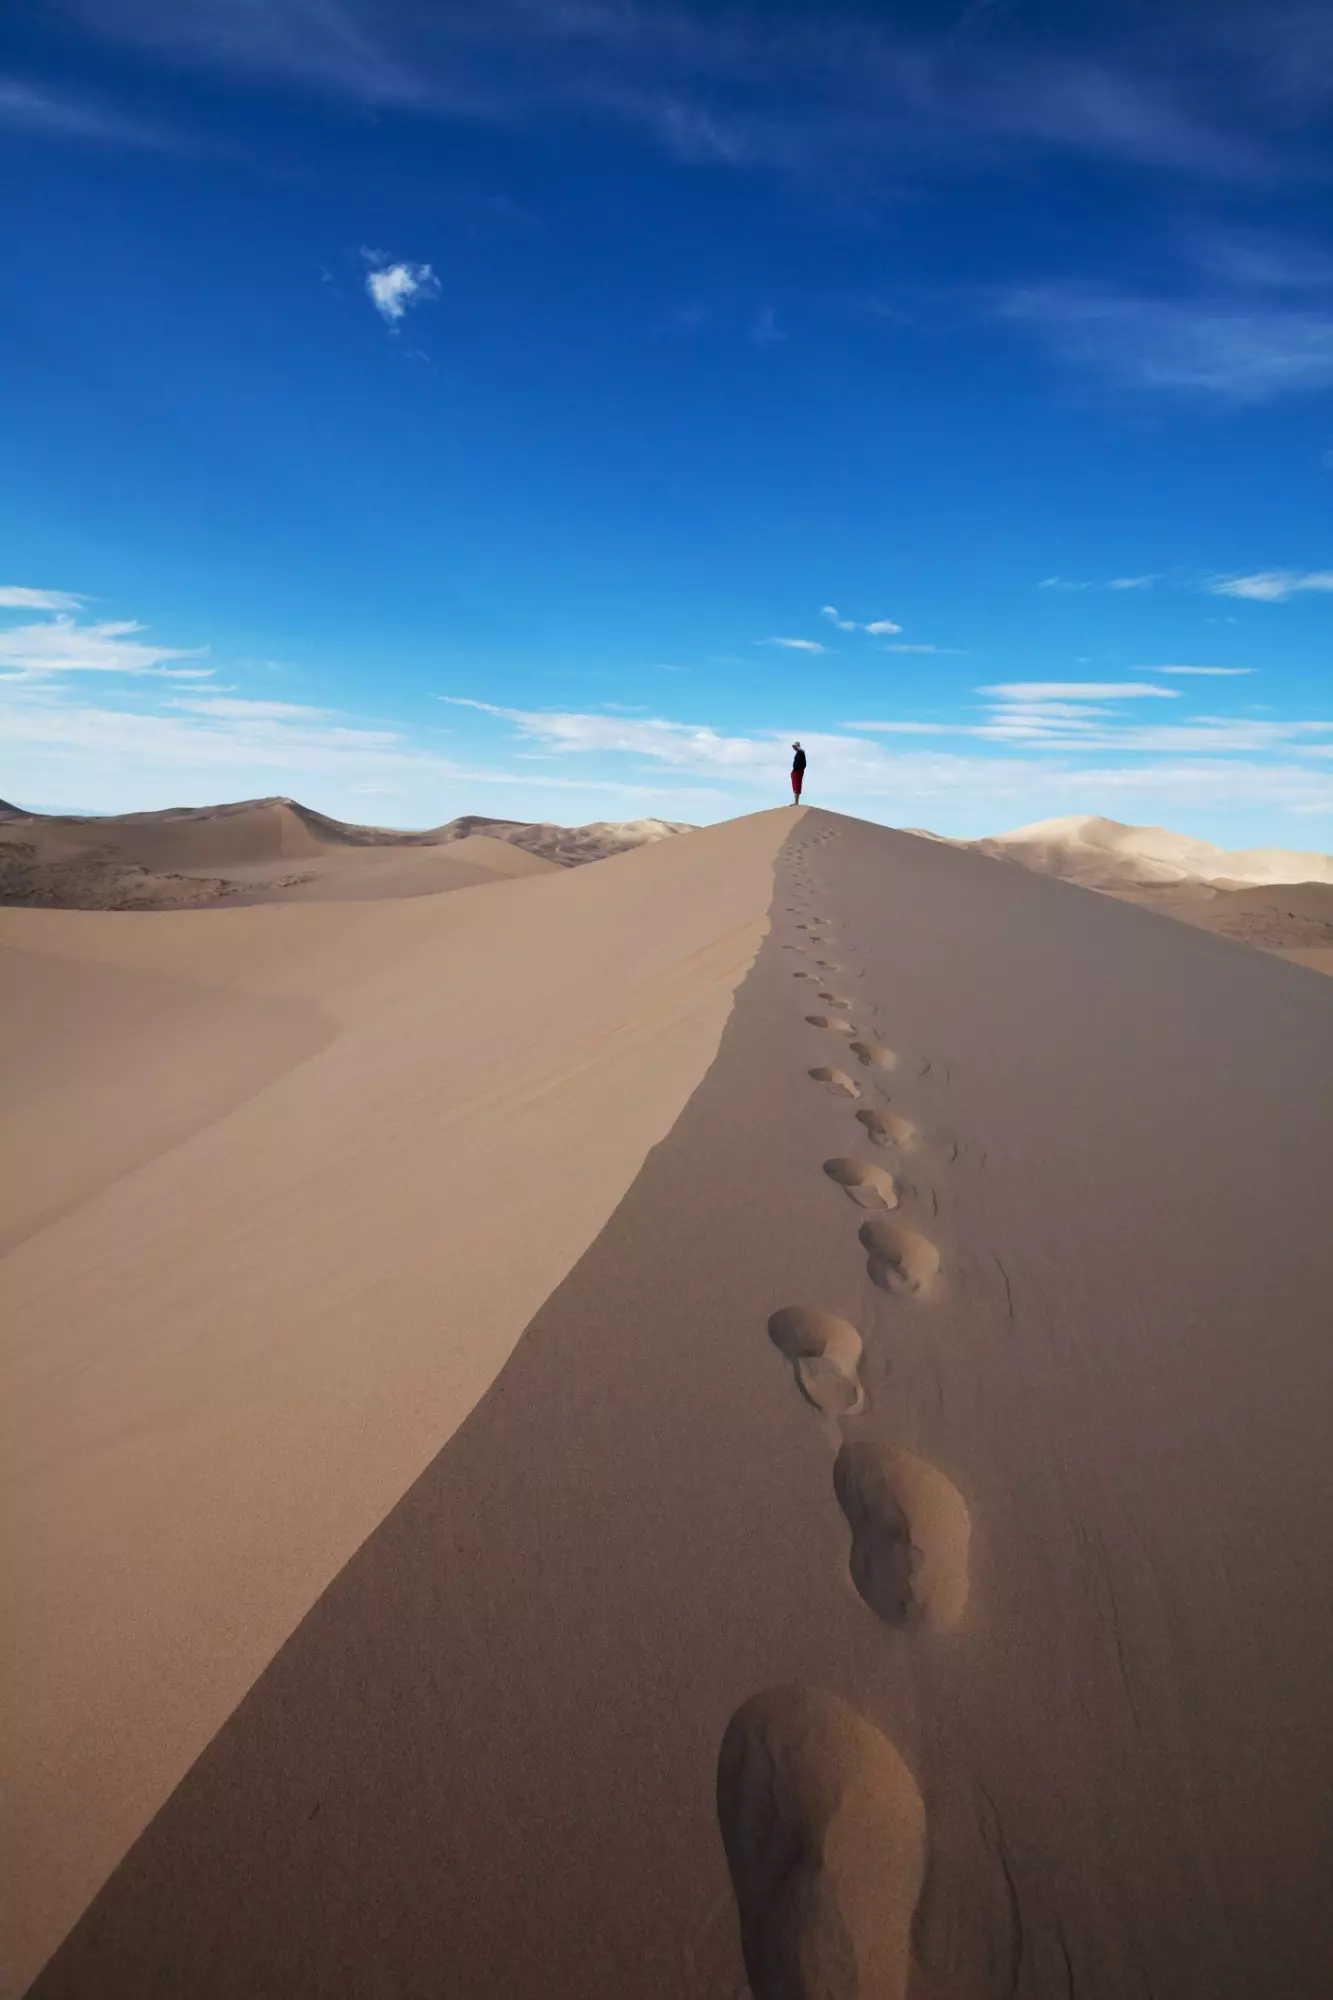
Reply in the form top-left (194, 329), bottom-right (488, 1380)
top-left (850, 1040), bottom-right (896, 1071)
top-left (818, 992), bottom-right (852, 1010)
top-left (859, 1217), bottom-right (940, 1295)
top-left (806, 1014), bottom-right (856, 1036)
top-left (809, 1067), bottom-right (860, 1100)
top-left (768, 1306), bottom-right (865, 1416)
top-left (833, 1443), bottom-right (971, 1632)
top-left (717, 1686), bottom-right (926, 2000)
top-left (856, 1108), bottom-right (917, 1149)
top-left (822, 1158), bottom-right (898, 1210)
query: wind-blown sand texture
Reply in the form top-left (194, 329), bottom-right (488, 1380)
top-left (6, 806), bottom-right (1333, 1998)
top-left (0, 796), bottom-right (690, 910)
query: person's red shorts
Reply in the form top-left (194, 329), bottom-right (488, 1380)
top-left (791, 773), bottom-right (803, 798)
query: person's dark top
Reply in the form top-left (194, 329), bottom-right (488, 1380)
top-left (792, 747), bottom-right (807, 776)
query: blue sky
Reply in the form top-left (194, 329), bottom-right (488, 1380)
top-left (3, 0), bottom-right (1332, 847)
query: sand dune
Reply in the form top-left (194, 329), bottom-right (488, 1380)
top-left (971, 811), bottom-right (1333, 890)
top-left (0, 811), bottom-right (784, 1993)
top-left (7, 806), bottom-right (1333, 1998)
top-left (951, 813), bottom-right (1333, 978)
top-left (0, 797), bottom-right (691, 910)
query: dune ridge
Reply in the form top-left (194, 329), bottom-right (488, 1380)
top-left (0, 807), bottom-right (788, 1994)
top-left (9, 805), bottom-right (1333, 1999)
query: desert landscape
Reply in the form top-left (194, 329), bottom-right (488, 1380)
top-left (4, 798), bottom-right (1333, 1998)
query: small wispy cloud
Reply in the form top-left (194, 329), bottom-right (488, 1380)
top-left (0, 585), bottom-right (87, 611)
top-left (0, 75), bottom-right (167, 148)
top-left (1108, 575), bottom-right (1158, 590)
top-left (821, 605), bottom-right (903, 635)
top-left (760, 636), bottom-right (829, 653)
top-left (880, 643), bottom-right (967, 655)
top-left (1205, 569), bottom-right (1333, 601)
top-left (362, 250), bottom-right (441, 325)
top-left (0, 611), bottom-right (210, 679)
top-left (1037, 576), bottom-right (1095, 592)
top-left (1148, 664), bottom-right (1253, 676)
top-left (980, 681), bottom-right (1180, 700)
top-left (1003, 288), bottom-right (1333, 403)
top-left (169, 696), bottom-right (338, 720)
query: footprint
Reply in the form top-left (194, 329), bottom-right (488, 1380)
top-left (855, 1109), bottom-right (916, 1149)
top-left (717, 1686), bottom-right (926, 2000)
top-left (822, 1159), bottom-right (898, 1210)
top-left (850, 1040), bottom-right (896, 1070)
top-left (768, 1306), bottom-right (865, 1416)
top-left (806, 1015), bottom-right (856, 1036)
top-left (815, 960), bottom-right (840, 972)
top-left (809, 1067), bottom-right (860, 1100)
top-left (859, 1218), bottom-right (940, 1295)
top-left (818, 993), bottom-right (852, 1009)
top-left (833, 1444), bottom-right (971, 1632)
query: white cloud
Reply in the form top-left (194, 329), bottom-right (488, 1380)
top-left (1002, 289), bottom-right (1333, 403)
top-left (0, 586), bottom-right (87, 611)
top-left (841, 720), bottom-right (954, 733)
top-left (1108, 575), bottom-right (1158, 590)
top-left (169, 696), bottom-right (339, 720)
top-left (821, 605), bottom-right (902, 634)
top-left (438, 695), bottom-right (1333, 818)
top-left (1148, 664), bottom-right (1253, 676)
top-left (880, 643), bottom-right (966, 655)
top-left (980, 681), bottom-right (1180, 700)
top-left (1037, 576), bottom-right (1094, 591)
top-left (760, 636), bottom-right (829, 652)
top-left (1205, 570), bottom-right (1333, 601)
top-left (0, 613), bottom-right (209, 679)
top-left (364, 256), bottom-right (441, 324)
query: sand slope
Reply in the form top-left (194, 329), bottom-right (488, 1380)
top-left (10, 808), bottom-right (1333, 1998)
top-left (0, 810), bottom-right (788, 1994)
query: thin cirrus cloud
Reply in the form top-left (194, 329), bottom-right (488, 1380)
top-left (1148, 664), bottom-right (1253, 676)
top-left (0, 585), bottom-right (88, 611)
top-left (881, 643), bottom-right (967, 654)
top-left (759, 636), bottom-right (828, 652)
top-left (440, 695), bottom-right (1333, 816)
top-left (1001, 289), bottom-right (1333, 403)
top-left (821, 605), bottom-right (903, 635)
top-left (1205, 570), bottom-right (1333, 601)
top-left (51, 0), bottom-right (1300, 190)
top-left (1038, 576), bottom-right (1157, 592)
top-left (0, 609), bottom-right (212, 679)
top-left (978, 681), bottom-right (1180, 700)
top-left (362, 250), bottom-right (441, 324)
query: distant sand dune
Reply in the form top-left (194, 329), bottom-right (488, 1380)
top-left (0, 797), bottom-right (691, 911)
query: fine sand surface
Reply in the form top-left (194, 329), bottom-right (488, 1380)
top-left (0, 810), bottom-right (786, 1995)
top-left (9, 807), bottom-right (1333, 1998)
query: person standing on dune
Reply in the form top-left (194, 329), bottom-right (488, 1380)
top-left (791, 741), bottom-right (806, 803)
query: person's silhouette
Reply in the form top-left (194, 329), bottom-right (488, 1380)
top-left (790, 741), bottom-right (806, 803)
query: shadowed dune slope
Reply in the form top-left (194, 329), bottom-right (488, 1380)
top-left (19, 808), bottom-right (1333, 2000)
top-left (0, 808), bottom-right (790, 1995)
